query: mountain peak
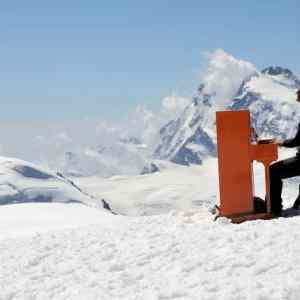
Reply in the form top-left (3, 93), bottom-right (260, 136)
top-left (261, 66), bottom-right (300, 89)
top-left (261, 66), bottom-right (293, 77)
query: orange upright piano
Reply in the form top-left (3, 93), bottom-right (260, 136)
top-left (216, 110), bottom-right (278, 223)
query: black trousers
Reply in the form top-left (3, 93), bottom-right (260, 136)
top-left (269, 156), bottom-right (300, 213)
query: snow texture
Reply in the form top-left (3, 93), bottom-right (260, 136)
top-left (0, 150), bottom-right (300, 300)
top-left (1, 197), bottom-right (300, 299)
top-left (0, 156), bottom-right (102, 208)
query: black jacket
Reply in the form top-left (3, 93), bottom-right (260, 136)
top-left (282, 123), bottom-right (300, 155)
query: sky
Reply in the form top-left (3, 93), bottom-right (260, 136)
top-left (0, 0), bottom-right (299, 123)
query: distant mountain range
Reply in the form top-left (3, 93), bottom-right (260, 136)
top-left (52, 65), bottom-right (300, 176)
top-left (58, 139), bottom-right (149, 178)
top-left (154, 66), bottom-right (300, 165)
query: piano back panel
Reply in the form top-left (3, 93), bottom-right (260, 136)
top-left (216, 110), bottom-right (254, 215)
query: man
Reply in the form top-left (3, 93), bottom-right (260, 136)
top-left (270, 89), bottom-right (300, 214)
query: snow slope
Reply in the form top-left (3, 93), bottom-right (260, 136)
top-left (2, 203), bottom-right (300, 300)
top-left (0, 156), bottom-right (102, 208)
top-left (75, 152), bottom-right (299, 217)
top-left (1, 152), bottom-right (300, 299)
top-left (154, 99), bottom-right (216, 165)
top-left (231, 66), bottom-right (300, 140)
top-left (0, 203), bottom-right (110, 239)
top-left (75, 159), bottom-right (219, 216)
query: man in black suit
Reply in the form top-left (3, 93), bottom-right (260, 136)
top-left (270, 89), bottom-right (300, 214)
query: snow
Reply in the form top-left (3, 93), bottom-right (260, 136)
top-left (0, 203), bottom-right (110, 239)
top-left (0, 156), bottom-right (103, 208)
top-left (154, 101), bottom-right (216, 164)
top-left (74, 159), bottom-right (219, 216)
top-left (246, 74), bottom-right (297, 104)
top-left (54, 140), bottom-right (150, 178)
top-left (2, 204), bottom-right (300, 299)
top-left (75, 153), bottom-right (299, 216)
top-left (0, 151), bottom-right (300, 299)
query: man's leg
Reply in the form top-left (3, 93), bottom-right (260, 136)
top-left (293, 185), bottom-right (300, 209)
top-left (269, 156), bottom-right (300, 213)
top-left (269, 163), bottom-right (283, 213)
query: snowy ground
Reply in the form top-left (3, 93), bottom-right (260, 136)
top-left (1, 153), bottom-right (300, 300)
top-left (75, 156), bottom-right (299, 216)
top-left (0, 203), bottom-right (111, 239)
top-left (2, 204), bottom-right (300, 300)
top-left (75, 159), bottom-right (219, 216)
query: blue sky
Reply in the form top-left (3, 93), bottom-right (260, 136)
top-left (0, 0), bottom-right (299, 122)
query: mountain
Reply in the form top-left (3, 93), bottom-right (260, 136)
top-left (261, 66), bottom-right (300, 89)
top-left (58, 140), bottom-right (150, 178)
top-left (0, 156), bottom-right (104, 208)
top-left (231, 66), bottom-right (300, 139)
top-left (154, 94), bottom-right (216, 165)
top-left (154, 66), bottom-right (300, 165)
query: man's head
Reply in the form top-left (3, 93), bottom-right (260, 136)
top-left (297, 89), bottom-right (300, 102)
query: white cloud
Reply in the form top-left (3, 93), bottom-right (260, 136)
top-left (162, 95), bottom-right (192, 118)
top-left (0, 49), bottom-right (260, 176)
top-left (95, 120), bottom-right (123, 144)
top-left (126, 105), bottom-right (160, 148)
top-left (124, 96), bottom-right (192, 150)
top-left (125, 49), bottom-right (257, 149)
top-left (55, 132), bottom-right (72, 144)
top-left (201, 49), bottom-right (257, 109)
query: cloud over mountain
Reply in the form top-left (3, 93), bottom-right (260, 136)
top-left (0, 49), bottom-right (298, 174)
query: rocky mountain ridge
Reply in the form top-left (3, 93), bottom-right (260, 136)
top-left (154, 66), bottom-right (300, 165)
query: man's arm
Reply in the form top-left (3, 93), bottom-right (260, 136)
top-left (281, 124), bottom-right (300, 148)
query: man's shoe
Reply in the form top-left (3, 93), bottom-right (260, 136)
top-left (254, 196), bottom-right (267, 213)
top-left (271, 209), bottom-right (282, 217)
top-left (292, 197), bottom-right (300, 210)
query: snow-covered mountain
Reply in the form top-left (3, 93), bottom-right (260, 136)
top-left (155, 66), bottom-right (300, 165)
top-left (54, 140), bottom-right (150, 178)
top-left (231, 66), bottom-right (300, 140)
top-left (0, 156), bottom-right (104, 209)
top-left (154, 94), bottom-right (216, 165)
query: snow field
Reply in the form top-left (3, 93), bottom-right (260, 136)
top-left (247, 74), bottom-right (297, 104)
top-left (1, 209), bottom-right (300, 300)
top-left (76, 157), bottom-right (299, 216)
top-left (1, 154), bottom-right (300, 300)
top-left (0, 203), bottom-right (111, 239)
top-left (75, 159), bottom-right (219, 216)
